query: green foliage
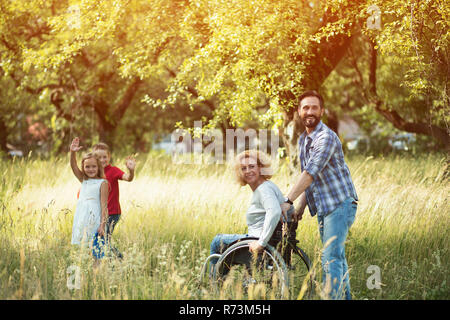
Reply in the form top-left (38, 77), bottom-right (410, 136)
top-left (323, 0), bottom-right (449, 150)
top-left (374, 0), bottom-right (449, 131)
top-left (0, 0), bottom-right (448, 155)
top-left (0, 0), bottom-right (212, 154)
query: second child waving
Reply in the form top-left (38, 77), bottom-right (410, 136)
top-left (70, 138), bottom-right (136, 259)
top-left (69, 148), bottom-right (108, 261)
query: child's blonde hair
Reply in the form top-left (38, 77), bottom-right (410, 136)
top-left (234, 150), bottom-right (273, 186)
top-left (81, 152), bottom-right (105, 180)
top-left (92, 142), bottom-right (110, 154)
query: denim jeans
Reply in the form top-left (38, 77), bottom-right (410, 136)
top-left (106, 214), bottom-right (121, 239)
top-left (209, 233), bottom-right (249, 265)
top-left (106, 214), bottom-right (123, 259)
top-left (317, 197), bottom-right (357, 300)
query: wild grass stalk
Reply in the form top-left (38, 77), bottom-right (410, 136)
top-left (0, 152), bottom-right (448, 299)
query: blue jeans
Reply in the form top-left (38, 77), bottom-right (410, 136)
top-left (317, 197), bottom-right (357, 300)
top-left (106, 214), bottom-right (123, 259)
top-left (209, 233), bottom-right (249, 265)
top-left (106, 214), bottom-right (121, 239)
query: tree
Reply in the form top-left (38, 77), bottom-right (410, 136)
top-left (140, 0), bottom-right (367, 167)
top-left (372, 0), bottom-right (449, 147)
top-left (0, 0), bottom-right (210, 153)
top-left (324, 0), bottom-right (449, 149)
top-left (1, 0), bottom-right (447, 158)
top-left (155, 0), bottom-right (448, 159)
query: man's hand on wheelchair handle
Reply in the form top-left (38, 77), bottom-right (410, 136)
top-left (292, 207), bottom-right (305, 223)
top-left (280, 202), bottom-right (291, 223)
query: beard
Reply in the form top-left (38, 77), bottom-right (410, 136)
top-left (301, 115), bottom-right (320, 128)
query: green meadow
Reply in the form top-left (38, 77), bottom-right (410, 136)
top-left (0, 153), bottom-right (448, 299)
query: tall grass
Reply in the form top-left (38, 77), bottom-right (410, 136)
top-left (0, 152), bottom-right (448, 299)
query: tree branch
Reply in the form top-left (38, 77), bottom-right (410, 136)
top-left (368, 40), bottom-right (450, 147)
top-left (165, 67), bottom-right (217, 113)
top-left (50, 88), bottom-right (75, 122)
top-left (113, 77), bottom-right (143, 124)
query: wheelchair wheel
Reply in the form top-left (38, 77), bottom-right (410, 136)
top-left (286, 243), bottom-right (314, 299)
top-left (213, 239), bottom-right (289, 299)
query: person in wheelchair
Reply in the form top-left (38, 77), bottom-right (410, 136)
top-left (209, 149), bottom-right (295, 268)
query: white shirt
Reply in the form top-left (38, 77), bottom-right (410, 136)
top-left (246, 180), bottom-right (292, 247)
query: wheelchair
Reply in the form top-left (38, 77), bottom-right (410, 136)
top-left (200, 221), bottom-right (313, 299)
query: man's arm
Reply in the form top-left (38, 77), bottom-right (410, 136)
top-left (287, 170), bottom-right (313, 204)
top-left (281, 170), bottom-right (313, 217)
top-left (282, 132), bottom-right (336, 217)
top-left (293, 192), bottom-right (307, 222)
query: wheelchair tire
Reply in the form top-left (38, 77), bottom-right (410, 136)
top-left (287, 244), bottom-right (314, 299)
top-left (213, 239), bottom-right (289, 299)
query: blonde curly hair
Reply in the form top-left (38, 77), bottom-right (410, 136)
top-left (234, 150), bottom-right (273, 186)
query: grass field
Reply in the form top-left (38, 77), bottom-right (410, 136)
top-left (0, 152), bottom-right (448, 299)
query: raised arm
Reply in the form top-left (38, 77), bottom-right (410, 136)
top-left (70, 137), bottom-right (83, 182)
top-left (121, 156), bottom-right (136, 182)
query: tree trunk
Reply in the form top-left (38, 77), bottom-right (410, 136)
top-left (98, 121), bottom-right (116, 149)
top-left (87, 77), bottom-right (143, 149)
top-left (281, 29), bottom-right (354, 173)
top-left (280, 110), bottom-right (304, 173)
top-left (0, 116), bottom-right (8, 154)
top-left (374, 103), bottom-right (450, 147)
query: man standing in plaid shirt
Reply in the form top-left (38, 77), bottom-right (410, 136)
top-left (281, 90), bottom-right (358, 300)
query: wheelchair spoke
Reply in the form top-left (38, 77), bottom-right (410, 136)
top-left (213, 240), bottom-right (289, 299)
top-left (205, 237), bottom-right (315, 300)
top-left (288, 245), bottom-right (314, 299)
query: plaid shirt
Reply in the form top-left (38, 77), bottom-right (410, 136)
top-left (299, 121), bottom-right (358, 217)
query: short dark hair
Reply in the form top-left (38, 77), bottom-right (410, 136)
top-left (298, 90), bottom-right (324, 109)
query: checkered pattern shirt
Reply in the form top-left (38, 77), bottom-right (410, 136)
top-left (299, 121), bottom-right (358, 217)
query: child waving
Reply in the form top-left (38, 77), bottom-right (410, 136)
top-left (70, 138), bottom-right (136, 259)
top-left (69, 141), bottom-right (108, 260)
